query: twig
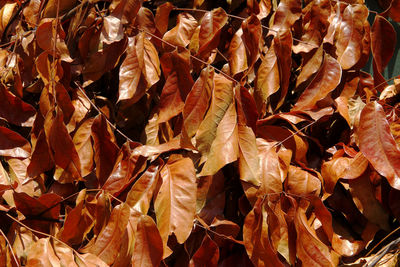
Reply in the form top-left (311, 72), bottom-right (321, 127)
top-left (0, 228), bottom-right (20, 267)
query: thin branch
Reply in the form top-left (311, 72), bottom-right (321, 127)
top-left (365, 225), bottom-right (400, 257)
top-left (0, 228), bottom-right (20, 267)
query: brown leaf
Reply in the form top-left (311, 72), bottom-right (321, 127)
top-left (257, 139), bottom-right (290, 195)
top-left (119, 32), bottom-right (160, 103)
top-left (26, 238), bottom-right (63, 266)
top-left (190, 234), bottom-right (219, 267)
top-left (27, 130), bottom-right (54, 178)
top-left (197, 8), bottom-right (228, 58)
top-left (348, 172), bottom-right (390, 231)
top-left (0, 126), bottom-right (31, 158)
top-left (109, 0), bottom-right (141, 25)
top-left (0, 84), bottom-right (36, 127)
top-left (228, 28), bottom-right (248, 76)
top-left (72, 118), bottom-right (95, 177)
top-left (125, 159), bottom-right (162, 214)
top-left (321, 152), bottom-right (369, 193)
top-left (86, 203), bottom-right (131, 265)
top-left (103, 141), bottom-right (146, 194)
top-left (243, 198), bottom-right (284, 267)
top-left (241, 14), bottom-right (262, 68)
top-left (158, 51), bottom-right (194, 123)
top-left (155, 2), bottom-right (174, 35)
top-left (335, 4), bottom-right (369, 70)
top-left (83, 38), bottom-right (127, 86)
top-left (295, 205), bottom-right (337, 266)
top-left (42, 0), bottom-right (77, 18)
top-left (92, 115), bottom-right (119, 185)
top-left (35, 19), bottom-right (72, 62)
top-left (292, 0), bottom-right (331, 54)
top-left (132, 215), bottom-right (163, 267)
top-left (295, 45), bottom-right (324, 89)
top-left (358, 101), bottom-right (400, 189)
top-left (183, 66), bottom-right (213, 139)
top-left (45, 108), bottom-right (82, 183)
top-left (293, 54), bottom-right (341, 111)
top-left (59, 190), bottom-right (95, 246)
top-left (284, 165), bottom-right (321, 197)
top-left (200, 102), bottom-right (239, 176)
top-left (255, 45), bottom-right (280, 115)
top-left (163, 13), bottom-right (198, 48)
top-left (196, 73), bottom-right (234, 161)
top-left (237, 123), bottom-right (260, 186)
top-left (371, 15), bottom-right (396, 86)
top-left (273, 29), bottom-right (293, 110)
top-left (154, 154), bottom-right (196, 256)
top-left (270, 0), bottom-right (301, 33)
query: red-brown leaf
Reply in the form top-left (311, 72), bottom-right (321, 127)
top-left (92, 115), bottom-right (119, 185)
top-left (190, 234), bottom-right (219, 267)
top-left (183, 66), bottom-right (213, 139)
top-left (293, 54), bottom-right (341, 111)
top-left (198, 8), bottom-right (228, 57)
top-left (0, 126), bottom-right (31, 158)
top-left (0, 85), bottom-right (36, 127)
top-left (125, 160), bottom-right (162, 214)
top-left (335, 4), bottom-right (369, 70)
top-left (371, 15), bottom-right (396, 74)
top-left (243, 198), bottom-right (284, 267)
top-left (86, 203), bottom-right (131, 265)
top-left (132, 215), bottom-right (163, 267)
top-left (358, 101), bottom-right (400, 189)
top-left (45, 108), bottom-right (81, 183)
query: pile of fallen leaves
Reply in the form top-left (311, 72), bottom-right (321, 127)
top-left (1, 0), bottom-right (400, 266)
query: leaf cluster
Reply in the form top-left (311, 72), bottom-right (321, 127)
top-left (0, 0), bottom-right (400, 266)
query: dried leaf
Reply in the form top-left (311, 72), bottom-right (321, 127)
top-left (132, 215), bottom-right (163, 266)
top-left (358, 101), bottom-right (400, 189)
top-left (154, 154), bottom-right (196, 256)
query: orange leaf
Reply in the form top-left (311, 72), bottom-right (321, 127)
top-left (154, 154), bottom-right (196, 256)
top-left (243, 198), bottom-right (284, 267)
top-left (86, 203), bottom-right (131, 265)
top-left (125, 159), bottom-right (162, 214)
top-left (199, 102), bottom-right (239, 176)
top-left (295, 206), bottom-right (337, 266)
top-left (163, 13), bottom-right (198, 48)
top-left (284, 165), bottom-right (321, 197)
top-left (132, 215), bottom-right (163, 267)
top-left (293, 54), bottom-right (341, 111)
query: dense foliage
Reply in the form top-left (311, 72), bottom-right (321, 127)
top-left (1, 0), bottom-right (400, 266)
